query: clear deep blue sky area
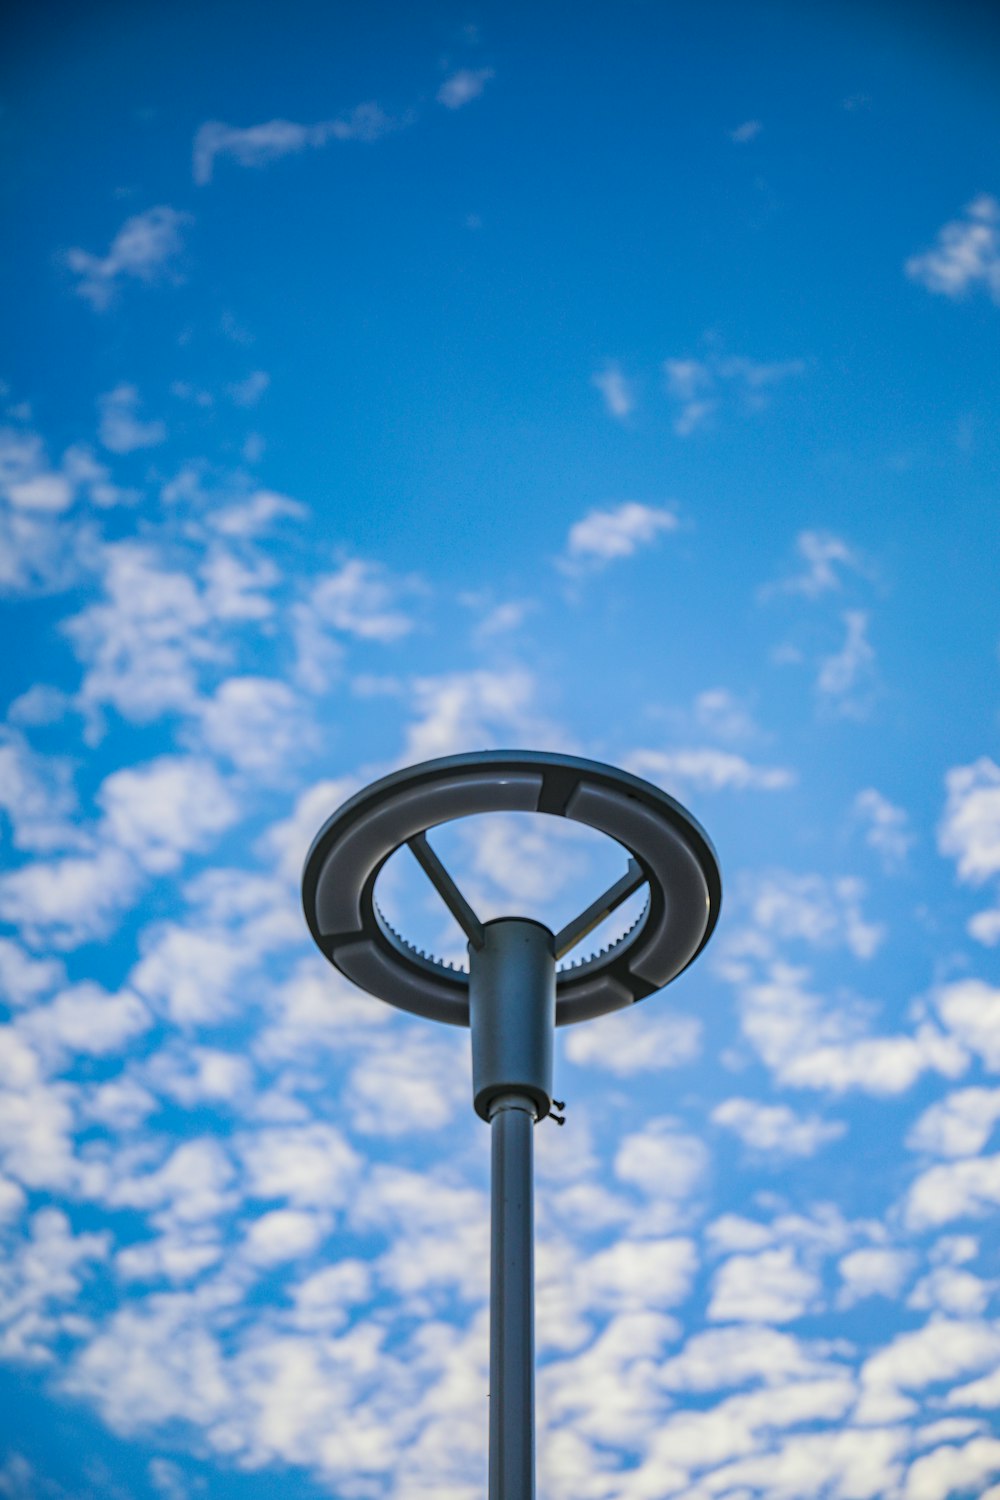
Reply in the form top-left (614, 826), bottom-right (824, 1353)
top-left (2, 2), bottom-right (1000, 1497)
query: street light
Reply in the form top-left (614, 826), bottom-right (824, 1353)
top-left (302, 749), bottom-right (722, 1499)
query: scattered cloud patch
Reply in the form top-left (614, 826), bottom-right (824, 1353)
top-left (437, 68), bottom-right (494, 109)
top-left (294, 558), bottom-right (417, 692)
top-left (838, 1248), bottom-right (913, 1306)
top-left (98, 386), bottom-right (167, 454)
top-left (591, 362), bottom-right (635, 420)
top-left (709, 1245), bottom-right (821, 1322)
top-left (730, 119), bottom-right (762, 143)
top-left (207, 488), bottom-right (306, 538)
top-left (853, 788), bottom-right (914, 872)
top-left (664, 349), bottom-right (806, 435)
top-left (712, 1098), bottom-right (846, 1158)
top-left (627, 746), bottom-right (795, 793)
top-left (193, 105), bottom-right (394, 185)
top-left (939, 760), bottom-right (1000, 944)
top-left (762, 529), bottom-right (866, 600)
top-left (939, 757), bottom-right (1000, 884)
top-left (906, 195), bottom-right (1000, 303)
top-left (907, 1088), bottom-right (1000, 1159)
top-left (934, 980), bottom-right (1000, 1071)
top-left (403, 666), bottom-right (567, 763)
top-left (97, 756), bottom-right (239, 874)
top-left (816, 609), bottom-right (876, 716)
top-left (226, 371), bottom-right (269, 407)
top-left (690, 688), bottom-right (761, 744)
top-left (558, 500), bottom-right (677, 575)
top-left (566, 1010), bottom-right (702, 1076)
top-left (65, 206), bottom-right (190, 311)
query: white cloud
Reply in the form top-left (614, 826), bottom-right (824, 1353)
top-left (736, 961), bottom-right (963, 1097)
top-left (437, 68), bottom-right (494, 109)
top-left (107, 1138), bottom-right (236, 1226)
top-left (0, 729), bottom-right (78, 852)
top-left (853, 788), bottom-right (914, 871)
top-left (816, 609), bottom-right (876, 715)
top-left (691, 686), bottom-right (760, 743)
top-left (762, 528), bottom-right (865, 599)
top-left (0, 426), bottom-right (85, 516)
top-left (309, 558), bottom-right (415, 642)
top-left (291, 1260), bottom-right (372, 1333)
top-left (98, 385), bottom-right (167, 454)
top-left (98, 756), bottom-right (239, 874)
top-left (146, 1045), bottom-right (253, 1108)
top-left (577, 1237), bottom-right (697, 1315)
top-left (148, 1456), bottom-right (196, 1500)
top-left (904, 1436), bottom-right (1000, 1500)
top-left (905, 195), bottom-right (1000, 303)
top-left (243, 1208), bottom-right (325, 1266)
top-left (0, 506), bottom-right (94, 596)
top-left (63, 541), bottom-right (217, 722)
top-left (207, 488), bottom-right (306, 538)
top-left (0, 846), bottom-right (138, 949)
top-left (730, 119), bottom-right (762, 143)
top-left (938, 760), bottom-right (1000, 941)
top-left (837, 1247), bottom-right (913, 1306)
top-left (4, 473), bottom-right (72, 513)
top-left (626, 746), bottom-right (795, 792)
top-left (614, 1119), bottom-right (709, 1207)
top-left (226, 370), bottom-right (269, 407)
top-left (658, 1324), bottom-right (836, 1392)
top-left (18, 982), bottom-right (150, 1062)
top-left (859, 1318), bottom-right (1000, 1421)
top-left (62, 442), bottom-right (136, 507)
top-left (720, 879), bottom-right (969, 1098)
top-left (193, 105), bottom-right (394, 185)
top-left (129, 868), bottom-right (299, 1027)
top-left (294, 558), bottom-right (416, 690)
top-left (905, 1154), bottom-right (1000, 1229)
top-left (0, 939), bottom-right (64, 1007)
top-left (0, 1029), bottom-right (79, 1190)
top-left (470, 596), bottom-right (536, 641)
top-left (908, 1265), bottom-right (993, 1318)
top-left (907, 1087), bottom-right (1000, 1158)
top-left (130, 924), bottom-right (249, 1026)
top-left (732, 870), bottom-right (884, 960)
top-left (934, 979), bottom-right (1000, 1070)
top-left (0, 1208), bottom-right (108, 1365)
top-left (195, 676), bottom-right (312, 777)
top-left (0, 1452), bottom-right (35, 1499)
top-left (591, 363), bottom-right (634, 420)
top-left (239, 1123), bottom-right (359, 1209)
top-left (709, 1245), bottom-right (821, 1323)
top-left (663, 357), bottom-right (716, 434)
top-left (200, 548), bottom-right (277, 622)
top-left (346, 1029), bottom-right (467, 1135)
top-left (559, 500), bottom-right (678, 574)
top-left (565, 1009), bottom-right (701, 1076)
top-left (65, 206), bottom-right (190, 310)
top-left (403, 666), bottom-right (566, 762)
top-left (664, 349), bottom-right (806, 435)
top-left (712, 1097), bottom-right (846, 1157)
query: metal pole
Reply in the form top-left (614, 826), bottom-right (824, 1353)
top-left (489, 1093), bottom-right (536, 1500)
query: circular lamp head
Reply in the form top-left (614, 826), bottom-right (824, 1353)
top-left (302, 749), bottom-right (722, 1028)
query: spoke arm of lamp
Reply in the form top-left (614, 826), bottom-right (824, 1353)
top-left (553, 858), bottom-right (647, 960)
top-left (407, 831), bottom-right (486, 950)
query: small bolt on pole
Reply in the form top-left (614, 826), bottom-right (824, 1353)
top-left (302, 751), bottom-right (722, 1498)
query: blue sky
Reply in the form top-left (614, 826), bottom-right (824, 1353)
top-left (2, 2), bottom-right (1000, 1496)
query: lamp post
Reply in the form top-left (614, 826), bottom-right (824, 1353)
top-left (302, 750), bottom-right (721, 1499)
